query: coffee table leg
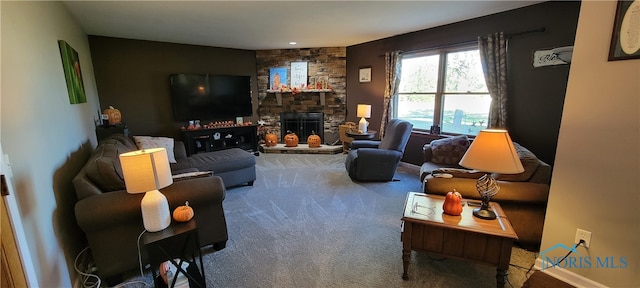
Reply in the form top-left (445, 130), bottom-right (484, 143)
top-left (496, 268), bottom-right (507, 288)
top-left (402, 249), bottom-right (411, 280)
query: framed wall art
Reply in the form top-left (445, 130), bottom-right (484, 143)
top-left (608, 0), bottom-right (640, 61)
top-left (359, 67), bottom-right (371, 83)
top-left (58, 40), bottom-right (87, 104)
top-left (269, 67), bottom-right (288, 90)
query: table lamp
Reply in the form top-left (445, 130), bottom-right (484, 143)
top-left (357, 104), bottom-right (371, 133)
top-left (119, 148), bottom-right (174, 232)
top-left (458, 129), bottom-right (524, 219)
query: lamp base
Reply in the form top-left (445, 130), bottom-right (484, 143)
top-left (472, 208), bottom-right (497, 220)
top-left (358, 117), bottom-right (368, 133)
top-left (141, 189), bottom-right (171, 232)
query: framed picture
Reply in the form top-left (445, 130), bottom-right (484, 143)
top-left (58, 40), bottom-right (87, 104)
top-left (608, 0), bottom-right (640, 61)
top-left (290, 61), bottom-right (308, 89)
top-left (359, 67), bottom-right (371, 83)
top-left (269, 67), bottom-right (288, 90)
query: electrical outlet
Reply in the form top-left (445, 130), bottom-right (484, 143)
top-left (575, 228), bottom-right (592, 248)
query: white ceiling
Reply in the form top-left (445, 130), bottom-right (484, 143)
top-left (62, 1), bottom-right (544, 50)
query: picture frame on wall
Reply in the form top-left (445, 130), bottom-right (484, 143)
top-left (359, 67), bottom-right (371, 83)
top-left (608, 0), bottom-right (640, 61)
top-left (269, 67), bottom-right (288, 90)
top-left (58, 40), bottom-right (87, 104)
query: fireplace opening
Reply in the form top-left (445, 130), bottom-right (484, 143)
top-left (280, 112), bottom-right (323, 143)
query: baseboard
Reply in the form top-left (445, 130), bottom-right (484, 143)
top-left (398, 162), bottom-right (420, 174)
top-left (534, 258), bottom-right (609, 288)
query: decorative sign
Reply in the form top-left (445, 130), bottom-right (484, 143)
top-left (290, 62), bottom-right (308, 89)
top-left (609, 0), bottom-right (640, 61)
top-left (532, 50), bottom-right (568, 67)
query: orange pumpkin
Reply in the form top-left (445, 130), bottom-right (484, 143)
top-left (172, 201), bottom-right (194, 222)
top-left (265, 133), bottom-right (278, 147)
top-left (443, 190), bottom-right (463, 216)
top-left (284, 131), bottom-right (299, 147)
top-left (103, 106), bottom-right (122, 125)
top-left (307, 131), bottom-right (321, 148)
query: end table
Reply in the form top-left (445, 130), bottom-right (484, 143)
top-left (142, 220), bottom-right (205, 288)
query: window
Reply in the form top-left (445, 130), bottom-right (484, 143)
top-left (395, 45), bottom-right (491, 135)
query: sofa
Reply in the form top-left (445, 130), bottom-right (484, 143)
top-left (419, 135), bottom-right (551, 250)
top-left (72, 134), bottom-right (255, 283)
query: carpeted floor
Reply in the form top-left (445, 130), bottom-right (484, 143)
top-left (120, 153), bottom-right (538, 288)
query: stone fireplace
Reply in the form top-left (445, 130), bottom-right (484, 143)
top-left (255, 47), bottom-right (347, 145)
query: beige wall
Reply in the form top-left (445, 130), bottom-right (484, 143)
top-left (540, 1), bottom-right (640, 287)
top-left (1, 2), bottom-right (99, 287)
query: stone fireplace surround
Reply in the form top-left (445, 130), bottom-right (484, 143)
top-left (256, 48), bottom-right (347, 145)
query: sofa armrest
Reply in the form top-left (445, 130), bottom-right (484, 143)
top-left (423, 144), bottom-right (434, 163)
top-left (75, 176), bottom-right (225, 233)
top-left (423, 175), bottom-right (549, 204)
top-left (174, 140), bottom-right (188, 161)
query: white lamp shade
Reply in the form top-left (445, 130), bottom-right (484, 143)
top-left (357, 104), bottom-right (371, 118)
top-left (459, 129), bottom-right (524, 174)
top-left (119, 148), bottom-right (173, 194)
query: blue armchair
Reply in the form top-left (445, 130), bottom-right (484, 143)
top-left (345, 119), bottom-right (413, 181)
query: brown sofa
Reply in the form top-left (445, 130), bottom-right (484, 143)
top-left (72, 134), bottom-right (253, 283)
top-left (419, 136), bottom-right (551, 250)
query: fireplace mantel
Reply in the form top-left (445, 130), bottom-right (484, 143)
top-left (266, 89), bottom-right (332, 106)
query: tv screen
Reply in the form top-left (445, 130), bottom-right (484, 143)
top-left (170, 74), bottom-right (252, 121)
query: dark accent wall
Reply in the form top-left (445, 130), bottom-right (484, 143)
top-left (88, 36), bottom-right (258, 139)
top-left (346, 1), bottom-right (581, 166)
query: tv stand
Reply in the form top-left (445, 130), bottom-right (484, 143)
top-left (181, 125), bottom-right (259, 156)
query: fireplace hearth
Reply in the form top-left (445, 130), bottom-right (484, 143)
top-left (280, 112), bottom-right (323, 143)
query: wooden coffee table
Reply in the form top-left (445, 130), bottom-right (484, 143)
top-left (401, 192), bottom-right (518, 288)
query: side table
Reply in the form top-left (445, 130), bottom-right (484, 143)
top-left (401, 192), bottom-right (518, 288)
top-left (346, 130), bottom-right (377, 140)
top-left (142, 220), bottom-right (205, 288)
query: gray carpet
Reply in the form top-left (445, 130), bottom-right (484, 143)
top-left (121, 153), bottom-right (536, 288)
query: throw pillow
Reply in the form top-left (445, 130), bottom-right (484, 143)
top-left (133, 136), bottom-right (177, 163)
top-left (430, 135), bottom-right (470, 165)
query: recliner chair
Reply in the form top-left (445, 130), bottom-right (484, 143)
top-left (344, 119), bottom-right (413, 181)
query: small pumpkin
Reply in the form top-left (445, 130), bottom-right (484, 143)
top-left (443, 190), bottom-right (463, 216)
top-left (307, 131), bottom-right (321, 148)
top-left (284, 131), bottom-right (299, 147)
top-left (265, 133), bottom-right (278, 147)
top-left (103, 106), bottom-right (122, 125)
top-left (172, 201), bottom-right (194, 222)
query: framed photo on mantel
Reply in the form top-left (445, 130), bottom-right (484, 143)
top-left (608, 0), bottom-right (640, 61)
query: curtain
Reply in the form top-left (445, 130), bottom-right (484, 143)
top-left (478, 32), bottom-right (508, 128)
top-left (380, 51), bottom-right (402, 137)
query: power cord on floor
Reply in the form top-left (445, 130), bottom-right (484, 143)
top-left (73, 230), bottom-right (154, 288)
top-left (74, 247), bottom-right (101, 288)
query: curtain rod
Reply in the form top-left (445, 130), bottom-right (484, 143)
top-left (379, 27), bottom-right (546, 56)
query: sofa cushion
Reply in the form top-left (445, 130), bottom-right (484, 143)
top-left (429, 135), bottom-right (470, 165)
top-left (186, 148), bottom-right (255, 174)
top-left (492, 143), bottom-right (539, 182)
top-left (133, 136), bottom-right (177, 163)
top-left (84, 141), bottom-right (133, 192)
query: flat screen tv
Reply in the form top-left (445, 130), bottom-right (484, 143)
top-left (169, 74), bottom-right (252, 121)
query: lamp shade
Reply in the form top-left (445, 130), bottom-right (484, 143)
top-left (357, 104), bottom-right (371, 118)
top-left (459, 129), bottom-right (524, 174)
top-left (119, 148), bottom-right (173, 194)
